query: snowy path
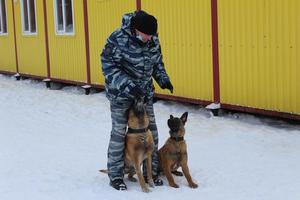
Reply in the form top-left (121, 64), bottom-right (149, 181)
top-left (0, 74), bottom-right (300, 200)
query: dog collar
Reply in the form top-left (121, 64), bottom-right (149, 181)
top-left (169, 130), bottom-right (184, 142)
top-left (127, 126), bottom-right (149, 134)
top-left (170, 136), bottom-right (184, 142)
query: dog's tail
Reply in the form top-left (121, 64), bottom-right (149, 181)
top-left (99, 169), bottom-right (108, 173)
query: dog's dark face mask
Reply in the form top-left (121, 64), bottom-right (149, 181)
top-left (167, 112), bottom-right (188, 137)
top-left (168, 118), bottom-right (181, 132)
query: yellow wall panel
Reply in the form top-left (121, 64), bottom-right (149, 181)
top-left (218, 0), bottom-right (300, 114)
top-left (0, 0), bottom-right (16, 72)
top-left (46, 0), bottom-right (87, 82)
top-left (2, 0), bottom-right (299, 118)
top-left (88, 0), bottom-right (135, 85)
top-left (142, 0), bottom-right (213, 101)
top-left (14, 0), bottom-right (47, 76)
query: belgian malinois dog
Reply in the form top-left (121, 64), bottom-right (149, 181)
top-left (124, 97), bottom-right (155, 192)
top-left (158, 112), bottom-right (198, 188)
top-left (100, 97), bottom-right (155, 192)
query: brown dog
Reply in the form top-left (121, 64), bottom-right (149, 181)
top-left (100, 99), bottom-right (155, 192)
top-left (158, 112), bottom-right (198, 188)
top-left (124, 98), bottom-right (155, 192)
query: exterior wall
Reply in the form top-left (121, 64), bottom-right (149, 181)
top-left (13, 0), bottom-right (47, 76)
top-left (0, 0), bottom-right (17, 73)
top-left (218, 0), bottom-right (300, 114)
top-left (0, 0), bottom-right (299, 120)
top-left (87, 0), bottom-right (135, 86)
top-left (142, 0), bottom-right (214, 102)
top-left (46, 0), bottom-right (87, 82)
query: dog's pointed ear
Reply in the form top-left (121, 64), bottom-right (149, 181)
top-left (168, 115), bottom-right (174, 128)
top-left (167, 118), bottom-right (171, 128)
top-left (180, 112), bottom-right (188, 124)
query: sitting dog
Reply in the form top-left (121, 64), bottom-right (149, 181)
top-left (158, 112), bottom-right (198, 188)
top-left (124, 98), bottom-right (155, 192)
top-left (100, 98), bottom-right (155, 192)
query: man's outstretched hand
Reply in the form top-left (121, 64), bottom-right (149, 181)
top-left (162, 81), bottom-right (173, 93)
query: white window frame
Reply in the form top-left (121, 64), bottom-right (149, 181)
top-left (20, 0), bottom-right (37, 35)
top-left (53, 0), bottom-right (75, 36)
top-left (0, 0), bottom-right (8, 36)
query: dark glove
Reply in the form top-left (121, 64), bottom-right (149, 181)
top-left (162, 81), bottom-right (173, 93)
top-left (130, 86), bottom-right (145, 100)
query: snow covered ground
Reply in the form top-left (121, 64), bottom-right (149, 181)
top-left (0, 74), bottom-right (300, 200)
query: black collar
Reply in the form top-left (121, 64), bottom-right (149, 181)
top-left (169, 130), bottom-right (184, 142)
top-left (127, 126), bottom-right (149, 134)
top-left (170, 136), bottom-right (184, 142)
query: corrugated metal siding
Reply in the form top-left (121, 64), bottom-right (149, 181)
top-left (14, 0), bottom-right (47, 76)
top-left (0, 0), bottom-right (16, 72)
top-left (218, 0), bottom-right (300, 114)
top-left (88, 0), bottom-right (135, 85)
top-left (1, 0), bottom-right (299, 119)
top-left (46, 0), bottom-right (87, 82)
top-left (142, 0), bottom-right (213, 101)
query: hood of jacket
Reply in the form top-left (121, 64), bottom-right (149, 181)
top-left (121, 12), bottom-right (136, 36)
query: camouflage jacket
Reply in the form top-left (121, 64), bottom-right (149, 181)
top-left (101, 12), bottom-right (170, 103)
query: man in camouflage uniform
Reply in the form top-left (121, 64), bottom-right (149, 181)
top-left (101, 10), bottom-right (173, 191)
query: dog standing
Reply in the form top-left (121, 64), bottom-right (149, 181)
top-left (158, 112), bottom-right (198, 188)
top-left (101, 98), bottom-right (155, 192)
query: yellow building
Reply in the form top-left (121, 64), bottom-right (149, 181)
top-left (217, 0), bottom-right (300, 119)
top-left (0, 0), bottom-right (299, 120)
top-left (13, 0), bottom-right (49, 78)
top-left (0, 0), bottom-right (17, 74)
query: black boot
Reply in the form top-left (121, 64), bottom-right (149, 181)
top-left (110, 179), bottom-right (127, 191)
top-left (144, 175), bottom-right (163, 186)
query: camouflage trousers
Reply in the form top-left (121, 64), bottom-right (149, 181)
top-left (107, 100), bottom-right (159, 181)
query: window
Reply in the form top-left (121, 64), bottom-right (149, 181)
top-left (0, 0), bottom-right (7, 35)
top-left (21, 0), bottom-right (37, 34)
top-left (54, 0), bottom-right (74, 35)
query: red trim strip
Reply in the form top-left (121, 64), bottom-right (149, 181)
top-left (155, 94), bottom-right (212, 106)
top-left (222, 104), bottom-right (300, 121)
top-left (42, 0), bottom-right (51, 78)
top-left (211, 0), bottom-right (220, 103)
top-left (0, 70), bottom-right (16, 75)
top-left (83, 0), bottom-right (91, 84)
top-left (90, 83), bottom-right (105, 90)
top-left (18, 73), bottom-right (88, 86)
top-left (136, 0), bottom-right (141, 10)
top-left (48, 77), bottom-right (88, 86)
top-left (18, 73), bottom-right (47, 80)
top-left (11, 0), bottom-right (19, 73)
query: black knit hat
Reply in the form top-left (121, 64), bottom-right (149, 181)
top-left (132, 10), bottom-right (157, 35)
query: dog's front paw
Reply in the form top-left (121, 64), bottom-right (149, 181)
top-left (148, 179), bottom-right (155, 188)
top-left (189, 182), bottom-right (198, 188)
top-left (142, 186), bottom-right (150, 193)
top-left (170, 183), bottom-right (179, 188)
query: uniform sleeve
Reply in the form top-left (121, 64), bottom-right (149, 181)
top-left (151, 37), bottom-right (171, 88)
top-left (101, 37), bottom-right (137, 94)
